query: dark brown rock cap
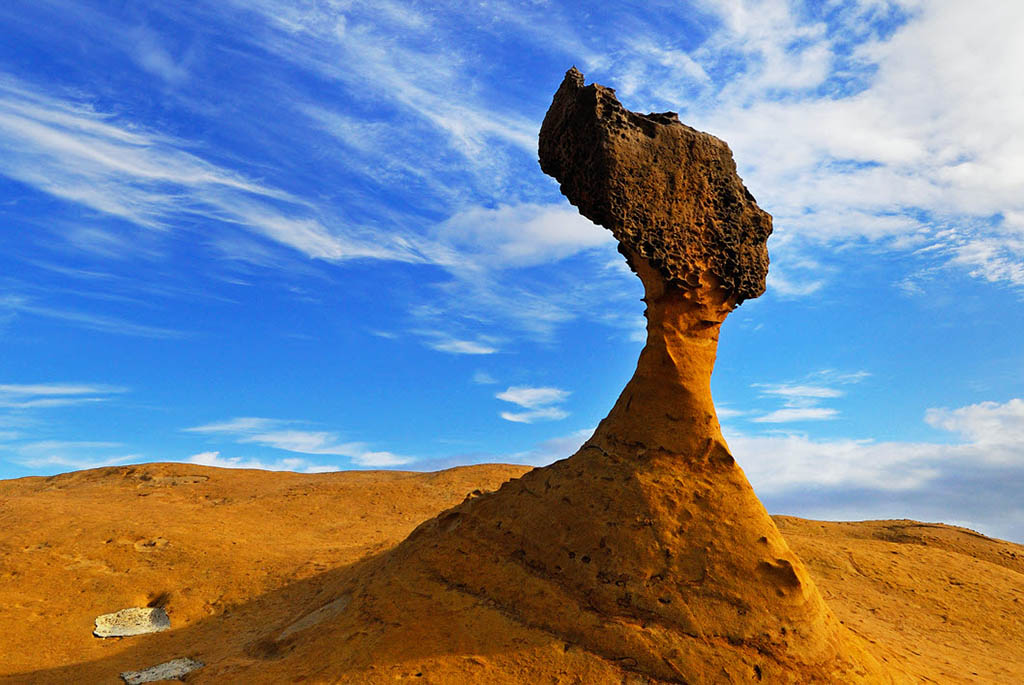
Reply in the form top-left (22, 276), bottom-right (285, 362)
top-left (539, 67), bottom-right (772, 303)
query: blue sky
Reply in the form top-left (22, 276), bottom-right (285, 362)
top-left (2, 1), bottom-right (1023, 541)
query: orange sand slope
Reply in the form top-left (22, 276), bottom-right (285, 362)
top-left (1, 462), bottom-right (1021, 684)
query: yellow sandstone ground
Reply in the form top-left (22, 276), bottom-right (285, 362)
top-left (0, 461), bottom-right (1021, 684)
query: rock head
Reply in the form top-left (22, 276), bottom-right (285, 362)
top-left (539, 66), bottom-right (771, 305)
top-left (238, 69), bottom-right (900, 683)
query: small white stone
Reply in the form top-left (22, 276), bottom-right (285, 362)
top-left (120, 657), bottom-right (204, 684)
top-left (93, 607), bottom-right (170, 638)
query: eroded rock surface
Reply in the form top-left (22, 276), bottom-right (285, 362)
top-left (120, 658), bottom-right (203, 684)
top-left (539, 66), bottom-right (771, 303)
top-left (93, 607), bottom-right (170, 638)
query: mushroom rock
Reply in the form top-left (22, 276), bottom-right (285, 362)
top-left (271, 70), bottom-right (901, 683)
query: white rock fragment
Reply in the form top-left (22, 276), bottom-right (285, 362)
top-left (278, 594), bottom-right (350, 640)
top-left (93, 607), bottom-right (170, 638)
top-left (120, 658), bottom-right (204, 684)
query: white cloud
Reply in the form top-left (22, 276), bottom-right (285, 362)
top-left (924, 398), bottom-right (1024, 448)
top-left (238, 429), bottom-right (364, 456)
top-left (496, 386), bottom-right (570, 409)
top-left (0, 382), bottom-right (127, 409)
top-left (766, 269), bottom-right (825, 297)
top-left (429, 338), bottom-right (498, 355)
top-left (351, 451), bottom-right (412, 467)
top-left (8, 439), bottom-right (139, 471)
top-left (472, 371), bottom-right (497, 385)
top-left (432, 204), bottom-right (611, 271)
top-left (562, 2), bottom-right (1024, 293)
top-left (3, 298), bottom-right (187, 339)
top-left (16, 454), bottom-right (141, 470)
top-left (752, 407), bottom-right (839, 423)
top-left (949, 236), bottom-right (1024, 288)
top-left (184, 417), bottom-right (413, 466)
top-left (0, 383), bottom-right (126, 396)
top-left (128, 25), bottom-right (190, 85)
top-left (496, 385), bottom-right (570, 423)
top-left (412, 327), bottom-right (503, 356)
top-left (0, 398), bottom-right (108, 409)
top-left (0, 75), bottom-right (422, 264)
top-left (726, 396), bottom-right (1024, 541)
top-left (17, 439), bottom-right (121, 451)
top-left (500, 407), bottom-right (570, 424)
top-left (701, 3), bottom-right (1024, 289)
top-left (406, 253), bottom-right (636, 347)
top-left (744, 370), bottom-right (870, 422)
top-left (221, 4), bottom-right (645, 356)
top-left (186, 450), bottom-right (340, 473)
top-left (728, 432), bottom-right (945, 494)
top-left (251, 1), bottom-right (538, 173)
top-left (184, 417), bottom-right (277, 434)
top-left (715, 406), bottom-right (746, 420)
top-left (733, 398), bottom-right (1024, 493)
top-left (756, 384), bottom-right (844, 401)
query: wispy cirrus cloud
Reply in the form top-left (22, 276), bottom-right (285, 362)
top-left (756, 384), bottom-right (844, 401)
top-left (235, 0), bottom-right (539, 209)
top-left (5, 439), bottom-right (139, 471)
top-left (0, 382), bottom-right (127, 409)
top-left (1, 295), bottom-right (187, 339)
top-left (752, 407), bottom-right (839, 424)
top-left (0, 383), bottom-right (126, 396)
top-left (746, 369), bottom-right (869, 423)
top-left (0, 383), bottom-right (136, 473)
top-left (184, 416), bottom-right (412, 467)
top-left (0, 2), bottom-right (649, 357)
top-left (0, 74), bottom-right (422, 264)
top-left (412, 330), bottom-right (501, 355)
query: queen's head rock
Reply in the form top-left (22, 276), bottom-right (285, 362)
top-left (245, 70), bottom-right (903, 684)
top-left (540, 66), bottom-right (771, 307)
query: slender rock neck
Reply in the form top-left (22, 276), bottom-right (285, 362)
top-left (595, 252), bottom-right (737, 456)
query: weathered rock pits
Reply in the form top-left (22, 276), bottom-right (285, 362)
top-left (538, 67), bottom-right (771, 304)
top-left (93, 607), bottom-right (170, 638)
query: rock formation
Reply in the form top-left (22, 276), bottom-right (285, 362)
top-left (93, 607), bottom-right (171, 638)
top-left (538, 67), bottom-right (771, 304)
top-left (218, 69), bottom-right (900, 683)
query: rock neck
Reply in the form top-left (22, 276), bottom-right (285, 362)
top-left (596, 251), bottom-right (737, 457)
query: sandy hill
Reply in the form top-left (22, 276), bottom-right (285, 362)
top-left (0, 462), bottom-right (1021, 683)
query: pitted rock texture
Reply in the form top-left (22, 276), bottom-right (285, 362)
top-left (120, 658), bottom-right (203, 685)
top-left (93, 607), bottom-right (170, 638)
top-left (539, 67), bottom-right (772, 303)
